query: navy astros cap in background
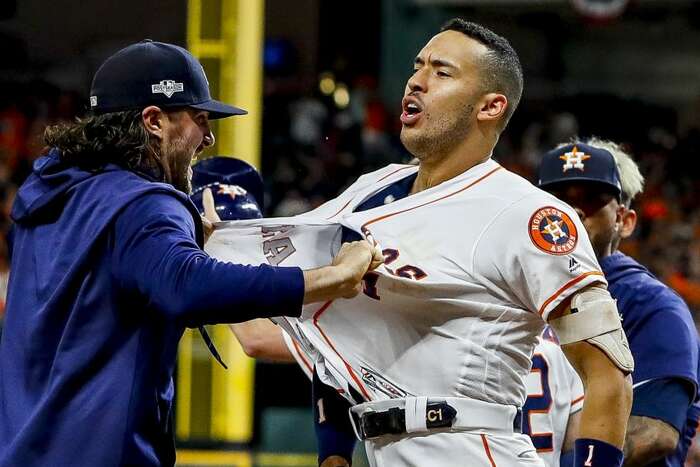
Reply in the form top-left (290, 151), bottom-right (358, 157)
top-left (89, 39), bottom-right (247, 119)
top-left (191, 156), bottom-right (264, 208)
top-left (537, 143), bottom-right (622, 198)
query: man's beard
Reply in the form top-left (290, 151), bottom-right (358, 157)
top-left (590, 228), bottom-right (618, 260)
top-left (162, 139), bottom-right (195, 194)
top-left (400, 104), bottom-right (474, 161)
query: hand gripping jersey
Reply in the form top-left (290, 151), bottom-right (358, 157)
top-left (524, 336), bottom-right (584, 467)
top-left (206, 159), bottom-right (605, 407)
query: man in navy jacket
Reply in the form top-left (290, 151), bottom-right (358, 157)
top-left (0, 40), bottom-right (380, 467)
top-left (538, 139), bottom-right (699, 466)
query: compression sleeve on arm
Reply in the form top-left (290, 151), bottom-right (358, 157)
top-left (111, 192), bottom-right (304, 326)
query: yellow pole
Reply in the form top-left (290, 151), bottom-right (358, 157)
top-left (224, 0), bottom-right (264, 170)
top-left (182, 0), bottom-right (264, 444)
top-left (210, 0), bottom-right (264, 442)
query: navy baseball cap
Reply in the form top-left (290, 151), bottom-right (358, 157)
top-left (190, 182), bottom-right (263, 221)
top-left (89, 40), bottom-right (247, 119)
top-left (537, 143), bottom-right (622, 199)
top-left (191, 156), bottom-right (264, 207)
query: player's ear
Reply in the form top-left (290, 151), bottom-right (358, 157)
top-left (476, 93), bottom-right (508, 124)
top-left (142, 106), bottom-right (166, 140)
top-left (618, 207), bottom-right (637, 239)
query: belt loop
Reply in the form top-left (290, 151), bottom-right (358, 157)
top-left (404, 396), bottom-right (429, 433)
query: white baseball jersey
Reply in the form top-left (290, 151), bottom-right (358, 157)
top-left (525, 336), bottom-right (584, 467)
top-left (206, 159), bottom-right (604, 408)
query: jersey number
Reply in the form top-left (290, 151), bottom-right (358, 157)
top-left (362, 248), bottom-right (427, 300)
top-left (522, 354), bottom-right (554, 451)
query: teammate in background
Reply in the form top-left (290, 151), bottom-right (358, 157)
top-left (0, 41), bottom-right (381, 467)
top-left (211, 19), bottom-right (633, 466)
top-left (190, 156), bottom-right (265, 222)
top-left (537, 138), bottom-right (700, 466)
top-left (524, 328), bottom-right (584, 467)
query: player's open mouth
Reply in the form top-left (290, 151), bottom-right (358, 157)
top-left (400, 96), bottom-right (423, 126)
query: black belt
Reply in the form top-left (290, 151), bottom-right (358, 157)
top-left (351, 402), bottom-right (523, 441)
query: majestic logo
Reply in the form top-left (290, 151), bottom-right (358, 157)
top-left (151, 80), bottom-right (184, 98)
top-left (529, 206), bottom-right (578, 255)
top-left (89, 96), bottom-right (98, 107)
top-left (559, 146), bottom-right (590, 172)
top-left (568, 256), bottom-right (581, 273)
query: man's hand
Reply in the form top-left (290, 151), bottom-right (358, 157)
top-left (201, 187), bottom-right (220, 243)
top-left (303, 240), bottom-right (383, 304)
top-left (623, 415), bottom-right (680, 466)
top-left (332, 240), bottom-right (384, 298)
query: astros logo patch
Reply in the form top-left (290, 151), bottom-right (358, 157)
top-left (529, 206), bottom-right (578, 255)
top-left (560, 146), bottom-right (590, 172)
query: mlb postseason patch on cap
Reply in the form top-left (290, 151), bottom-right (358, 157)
top-left (89, 39), bottom-right (246, 119)
top-left (529, 206), bottom-right (578, 255)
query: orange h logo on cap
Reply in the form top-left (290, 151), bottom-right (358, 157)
top-left (559, 146), bottom-right (591, 172)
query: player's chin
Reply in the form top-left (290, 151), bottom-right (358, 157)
top-left (400, 130), bottom-right (428, 155)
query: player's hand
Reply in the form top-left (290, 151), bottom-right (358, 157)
top-left (202, 187), bottom-right (220, 244)
top-left (302, 240), bottom-right (383, 304)
top-left (332, 240), bottom-right (384, 298)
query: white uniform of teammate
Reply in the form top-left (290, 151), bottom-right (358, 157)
top-left (207, 159), bottom-right (605, 466)
top-left (526, 336), bottom-right (584, 467)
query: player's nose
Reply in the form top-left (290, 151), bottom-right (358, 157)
top-left (406, 70), bottom-right (427, 94)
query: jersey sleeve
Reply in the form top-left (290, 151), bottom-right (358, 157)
top-left (472, 193), bottom-right (606, 321)
top-left (631, 378), bottom-right (694, 433)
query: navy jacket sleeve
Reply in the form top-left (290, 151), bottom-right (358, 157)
top-left (111, 192), bottom-right (305, 326)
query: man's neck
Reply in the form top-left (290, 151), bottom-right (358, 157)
top-left (411, 140), bottom-right (494, 194)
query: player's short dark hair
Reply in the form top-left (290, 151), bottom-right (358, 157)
top-left (44, 110), bottom-right (164, 179)
top-left (440, 18), bottom-right (524, 130)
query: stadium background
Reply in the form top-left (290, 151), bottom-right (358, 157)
top-left (0, 0), bottom-right (699, 465)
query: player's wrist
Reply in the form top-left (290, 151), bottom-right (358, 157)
top-left (302, 265), bottom-right (358, 304)
top-left (574, 438), bottom-right (624, 467)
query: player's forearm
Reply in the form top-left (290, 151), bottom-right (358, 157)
top-left (228, 320), bottom-right (294, 362)
top-left (562, 341), bottom-right (632, 448)
top-left (623, 416), bottom-right (679, 466)
top-left (302, 266), bottom-right (359, 304)
top-left (577, 365), bottom-right (632, 447)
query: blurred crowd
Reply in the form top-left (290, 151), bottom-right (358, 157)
top-left (0, 77), bottom-right (698, 329)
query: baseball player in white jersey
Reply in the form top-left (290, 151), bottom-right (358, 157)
top-left (208, 18), bottom-right (633, 467)
top-left (525, 332), bottom-right (584, 467)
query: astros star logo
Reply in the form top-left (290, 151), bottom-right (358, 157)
top-left (217, 184), bottom-right (247, 199)
top-left (559, 146), bottom-right (591, 172)
top-left (542, 216), bottom-right (568, 242)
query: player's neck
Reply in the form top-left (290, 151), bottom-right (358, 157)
top-left (411, 138), bottom-right (493, 194)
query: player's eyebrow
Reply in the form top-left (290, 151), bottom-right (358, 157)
top-left (413, 56), bottom-right (458, 70)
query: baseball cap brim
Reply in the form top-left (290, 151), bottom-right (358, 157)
top-left (190, 99), bottom-right (247, 119)
top-left (539, 178), bottom-right (622, 200)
